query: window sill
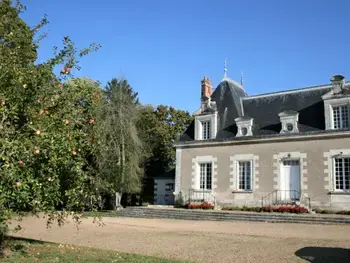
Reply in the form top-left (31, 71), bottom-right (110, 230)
top-left (232, 190), bottom-right (253, 194)
top-left (327, 191), bottom-right (350, 195)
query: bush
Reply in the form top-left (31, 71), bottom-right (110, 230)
top-left (221, 206), bottom-right (241, 211)
top-left (262, 205), bottom-right (308, 214)
top-left (221, 206), bottom-right (262, 212)
top-left (174, 192), bottom-right (185, 208)
top-left (186, 202), bottom-right (214, 210)
top-left (336, 210), bottom-right (350, 215)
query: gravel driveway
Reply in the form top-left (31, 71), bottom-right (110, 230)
top-left (10, 216), bottom-right (350, 262)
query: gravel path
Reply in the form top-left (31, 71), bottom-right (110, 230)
top-left (10, 216), bottom-right (350, 262)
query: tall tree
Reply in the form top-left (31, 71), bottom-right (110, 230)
top-left (0, 0), bottom-right (101, 251)
top-left (137, 105), bottom-right (193, 202)
top-left (95, 78), bottom-right (144, 207)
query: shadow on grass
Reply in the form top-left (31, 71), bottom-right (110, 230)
top-left (7, 236), bottom-right (48, 245)
top-left (295, 247), bottom-right (350, 263)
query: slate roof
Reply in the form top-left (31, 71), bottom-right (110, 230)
top-left (178, 78), bottom-right (347, 143)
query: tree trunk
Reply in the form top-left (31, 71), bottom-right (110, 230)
top-left (115, 192), bottom-right (122, 210)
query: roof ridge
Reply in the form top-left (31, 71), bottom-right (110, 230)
top-left (243, 82), bottom-right (346, 100)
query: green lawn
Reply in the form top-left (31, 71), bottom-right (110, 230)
top-left (2, 238), bottom-right (189, 263)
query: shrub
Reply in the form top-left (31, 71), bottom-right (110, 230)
top-left (262, 205), bottom-right (308, 214)
top-left (221, 206), bottom-right (262, 212)
top-left (186, 202), bottom-right (214, 210)
top-left (221, 206), bottom-right (241, 211)
top-left (335, 210), bottom-right (350, 215)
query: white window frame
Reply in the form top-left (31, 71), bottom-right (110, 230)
top-left (201, 120), bottom-right (211, 140)
top-left (323, 96), bottom-right (350, 130)
top-left (194, 113), bottom-right (218, 140)
top-left (199, 162), bottom-right (212, 190)
top-left (192, 156), bottom-right (217, 192)
top-left (333, 156), bottom-right (350, 192)
top-left (278, 112), bottom-right (299, 134)
top-left (237, 160), bottom-right (253, 191)
top-left (332, 105), bottom-right (349, 129)
top-left (230, 154), bottom-right (257, 192)
top-left (235, 117), bottom-right (253, 137)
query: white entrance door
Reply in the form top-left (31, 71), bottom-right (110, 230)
top-left (280, 160), bottom-right (301, 200)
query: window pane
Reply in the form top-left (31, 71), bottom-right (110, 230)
top-left (200, 164), bottom-right (205, 189)
top-left (333, 106), bottom-right (340, 129)
top-left (341, 106), bottom-right (349, 128)
top-left (238, 161), bottom-right (252, 191)
top-left (335, 157), bottom-right (350, 190)
top-left (199, 163), bottom-right (212, 190)
top-left (206, 163), bottom-right (212, 190)
top-left (333, 106), bottom-right (349, 129)
top-left (201, 121), bottom-right (211, 140)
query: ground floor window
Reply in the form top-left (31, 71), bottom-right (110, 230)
top-left (199, 163), bottom-right (212, 190)
top-left (334, 157), bottom-right (350, 190)
top-left (238, 161), bottom-right (252, 191)
top-left (165, 183), bottom-right (174, 191)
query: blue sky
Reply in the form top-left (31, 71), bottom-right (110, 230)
top-left (21, 0), bottom-right (350, 113)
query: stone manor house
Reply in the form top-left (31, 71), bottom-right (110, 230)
top-left (174, 74), bottom-right (350, 210)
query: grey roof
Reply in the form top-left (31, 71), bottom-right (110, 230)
top-left (178, 80), bottom-right (345, 142)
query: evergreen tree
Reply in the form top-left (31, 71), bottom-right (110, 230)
top-left (95, 78), bottom-right (144, 207)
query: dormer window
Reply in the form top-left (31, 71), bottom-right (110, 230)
top-left (235, 117), bottom-right (253, 137)
top-left (323, 75), bottom-right (350, 130)
top-left (202, 121), bottom-right (211, 140)
top-left (333, 105), bottom-right (349, 129)
top-left (278, 110), bottom-right (299, 133)
top-left (286, 123), bottom-right (294, 132)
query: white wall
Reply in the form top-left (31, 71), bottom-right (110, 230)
top-left (154, 178), bottom-right (175, 205)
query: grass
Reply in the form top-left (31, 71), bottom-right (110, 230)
top-left (2, 237), bottom-right (189, 263)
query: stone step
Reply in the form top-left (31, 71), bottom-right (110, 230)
top-left (115, 207), bottom-right (350, 225)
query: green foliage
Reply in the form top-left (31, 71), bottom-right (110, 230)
top-left (138, 105), bottom-right (193, 175)
top-left (0, 0), bottom-right (103, 246)
top-left (2, 239), bottom-right (188, 263)
top-left (95, 78), bottom-right (144, 194)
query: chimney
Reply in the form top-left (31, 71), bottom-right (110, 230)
top-left (331, 74), bottom-right (345, 94)
top-left (201, 76), bottom-right (213, 99)
top-left (200, 76), bottom-right (213, 112)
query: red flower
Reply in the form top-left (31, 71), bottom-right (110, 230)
top-left (1, 99), bottom-right (5, 106)
top-left (18, 161), bottom-right (24, 166)
top-left (44, 109), bottom-right (49, 115)
top-left (89, 119), bottom-right (95, 124)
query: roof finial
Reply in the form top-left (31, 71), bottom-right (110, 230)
top-left (224, 58), bottom-right (227, 78)
top-left (240, 70), bottom-right (244, 86)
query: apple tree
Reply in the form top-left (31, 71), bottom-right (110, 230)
top-left (0, 0), bottom-right (103, 251)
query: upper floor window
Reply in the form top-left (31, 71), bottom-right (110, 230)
top-left (238, 161), bottom-right (252, 191)
top-left (334, 157), bottom-right (350, 191)
top-left (235, 117), bottom-right (253, 137)
top-left (201, 121), bottom-right (211, 140)
top-left (278, 110), bottom-right (299, 134)
top-left (333, 105), bottom-right (349, 129)
top-left (199, 163), bottom-right (212, 190)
